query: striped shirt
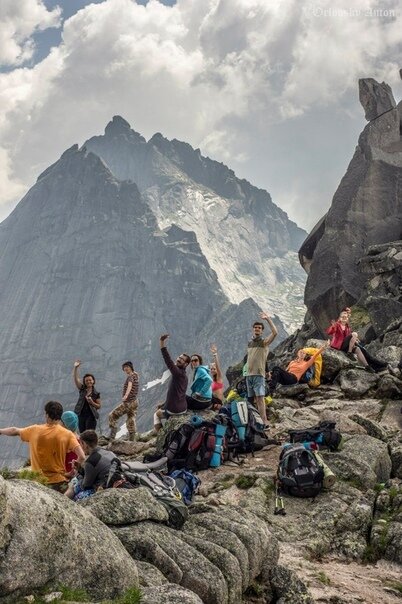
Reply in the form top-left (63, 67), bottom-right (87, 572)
top-left (246, 336), bottom-right (269, 377)
top-left (122, 372), bottom-right (139, 402)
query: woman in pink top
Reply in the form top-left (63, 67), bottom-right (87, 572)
top-left (210, 344), bottom-right (224, 409)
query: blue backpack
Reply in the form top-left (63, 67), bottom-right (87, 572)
top-left (169, 469), bottom-right (201, 505)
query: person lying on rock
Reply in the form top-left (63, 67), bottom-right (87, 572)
top-left (244, 311), bottom-right (278, 428)
top-left (268, 341), bottom-right (329, 393)
top-left (65, 429), bottom-right (117, 501)
top-left (0, 401), bottom-right (85, 493)
top-left (108, 361), bottom-right (139, 441)
top-left (326, 310), bottom-right (387, 373)
top-left (186, 354), bottom-right (213, 410)
top-left (154, 334), bottom-right (191, 432)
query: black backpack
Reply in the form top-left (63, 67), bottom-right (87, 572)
top-left (288, 420), bottom-right (342, 451)
top-left (161, 420), bottom-right (220, 472)
top-left (278, 444), bottom-right (324, 498)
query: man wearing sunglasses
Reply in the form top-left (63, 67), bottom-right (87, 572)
top-left (154, 334), bottom-right (191, 431)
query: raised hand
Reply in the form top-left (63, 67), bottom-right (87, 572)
top-left (259, 311), bottom-right (270, 321)
top-left (73, 360), bottom-right (81, 368)
top-left (210, 344), bottom-right (217, 355)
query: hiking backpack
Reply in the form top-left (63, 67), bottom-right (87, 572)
top-left (219, 401), bottom-right (271, 457)
top-left (288, 420), bottom-right (342, 452)
top-left (169, 469), bottom-right (201, 505)
top-left (105, 458), bottom-right (189, 528)
top-left (278, 443), bottom-right (324, 498)
top-left (161, 419), bottom-right (225, 472)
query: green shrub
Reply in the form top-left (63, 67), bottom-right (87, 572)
top-left (317, 571), bottom-right (331, 585)
top-left (114, 586), bottom-right (143, 604)
top-left (17, 469), bottom-right (48, 485)
top-left (234, 474), bottom-right (258, 490)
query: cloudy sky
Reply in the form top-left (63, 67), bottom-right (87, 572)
top-left (1, 0), bottom-right (401, 231)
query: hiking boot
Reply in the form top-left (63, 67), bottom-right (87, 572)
top-left (108, 428), bottom-right (117, 441)
top-left (128, 432), bottom-right (136, 442)
top-left (365, 366), bottom-right (376, 374)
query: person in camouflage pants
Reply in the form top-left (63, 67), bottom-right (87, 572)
top-left (108, 362), bottom-right (139, 441)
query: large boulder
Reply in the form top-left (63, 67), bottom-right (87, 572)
top-left (141, 584), bottom-right (204, 604)
top-left (299, 77), bottom-right (402, 331)
top-left (358, 242), bottom-right (402, 335)
top-left (112, 504), bottom-right (279, 604)
top-left (78, 487), bottom-right (169, 525)
top-left (321, 434), bottom-right (392, 489)
top-left (358, 78), bottom-right (396, 121)
top-left (0, 477), bottom-right (138, 601)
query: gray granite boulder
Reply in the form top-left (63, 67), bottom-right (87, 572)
top-left (0, 477), bottom-right (138, 601)
top-left (359, 78), bottom-right (396, 121)
top-left (112, 504), bottom-right (278, 604)
top-left (321, 434), bottom-right (391, 489)
top-left (137, 561), bottom-right (169, 587)
top-left (336, 369), bottom-right (378, 398)
top-left (269, 565), bottom-right (314, 604)
top-left (141, 584), bottom-right (204, 604)
top-left (78, 487), bottom-right (169, 525)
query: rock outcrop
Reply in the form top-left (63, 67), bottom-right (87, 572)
top-left (299, 77), bottom-right (402, 331)
top-left (84, 116), bottom-right (307, 330)
top-left (0, 476), bottom-right (138, 601)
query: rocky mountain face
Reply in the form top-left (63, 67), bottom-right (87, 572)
top-left (0, 144), bottom-right (288, 468)
top-left (299, 77), bottom-right (402, 332)
top-left (85, 117), bottom-right (307, 331)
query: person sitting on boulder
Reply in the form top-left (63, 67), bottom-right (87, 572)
top-left (186, 354), bottom-right (213, 410)
top-left (268, 342), bottom-right (329, 393)
top-left (326, 310), bottom-right (386, 373)
top-left (65, 430), bottom-right (117, 501)
top-left (154, 334), bottom-right (191, 431)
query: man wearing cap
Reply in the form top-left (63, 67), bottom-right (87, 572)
top-left (0, 401), bottom-right (85, 492)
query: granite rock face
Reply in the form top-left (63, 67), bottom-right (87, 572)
top-left (0, 145), bottom-right (287, 467)
top-left (299, 77), bottom-right (402, 331)
top-left (85, 116), bottom-right (307, 331)
top-left (0, 476), bottom-right (138, 601)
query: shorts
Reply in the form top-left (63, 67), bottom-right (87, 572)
top-left (70, 476), bottom-right (95, 501)
top-left (246, 375), bottom-right (265, 397)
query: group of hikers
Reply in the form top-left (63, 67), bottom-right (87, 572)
top-left (0, 307), bottom-right (394, 500)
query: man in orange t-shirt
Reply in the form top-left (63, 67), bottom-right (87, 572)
top-left (0, 401), bottom-right (85, 492)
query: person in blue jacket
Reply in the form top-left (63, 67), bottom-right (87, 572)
top-left (186, 354), bottom-right (213, 410)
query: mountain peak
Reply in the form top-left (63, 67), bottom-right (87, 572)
top-left (104, 116), bottom-right (146, 143)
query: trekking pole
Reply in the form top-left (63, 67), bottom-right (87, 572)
top-left (274, 479), bottom-right (286, 516)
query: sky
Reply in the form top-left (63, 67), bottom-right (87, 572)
top-left (0, 0), bottom-right (401, 231)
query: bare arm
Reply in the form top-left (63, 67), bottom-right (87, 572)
top-left (0, 427), bottom-right (21, 436)
top-left (87, 396), bottom-right (101, 410)
top-left (210, 345), bottom-right (223, 382)
top-left (73, 360), bottom-right (83, 390)
top-left (160, 335), bottom-right (181, 377)
top-left (122, 381), bottom-right (132, 402)
top-left (73, 444), bottom-right (85, 465)
top-left (260, 311), bottom-right (278, 346)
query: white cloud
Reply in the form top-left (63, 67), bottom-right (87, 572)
top-left (0, 0), bottom-right (61, 67)
top-left (0, 0), bottom-right (401, 228)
